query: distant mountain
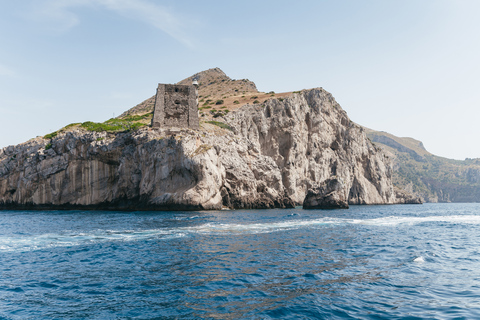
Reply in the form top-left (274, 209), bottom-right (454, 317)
top-left (365, 128), bottom-right (480, 202)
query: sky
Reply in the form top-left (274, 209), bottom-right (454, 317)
top-left (0, 0), bottom-right (479, 160)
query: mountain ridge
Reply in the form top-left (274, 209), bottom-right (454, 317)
top-left (365, 128), bottom-right (480, 202)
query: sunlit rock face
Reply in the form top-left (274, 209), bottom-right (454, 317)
top-left (0, 88), bottom-right (414, 210)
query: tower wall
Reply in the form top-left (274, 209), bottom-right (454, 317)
top-left (152, 83), bottom-right (199, 130)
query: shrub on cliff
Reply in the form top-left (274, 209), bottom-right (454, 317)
top-left (206, 120), bottom-right (233, 131)
top-left (81, 118), bottom-right (145, 132)
top-left (44, 131), bottom-right (58, 140)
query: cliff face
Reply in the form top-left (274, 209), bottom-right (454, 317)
top-left (366, 128), bottom-right (480, 203)
top-left (0, 88), bottom-right (414, 210)
top-left (221, 89), bottom-right (400, 207)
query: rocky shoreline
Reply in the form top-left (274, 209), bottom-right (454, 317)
top-left (0, 88), bottom-right (421, 210)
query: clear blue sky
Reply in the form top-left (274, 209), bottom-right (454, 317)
top-left (1, 0), bottom-right (479, 160)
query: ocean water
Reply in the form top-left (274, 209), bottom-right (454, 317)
top-left (1, 203), bottom-right (480, 319)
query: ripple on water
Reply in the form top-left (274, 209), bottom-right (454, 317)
top-left (0, 204), bottom-right (480, 318)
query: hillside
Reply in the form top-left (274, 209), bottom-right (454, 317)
top-left (0, 68), bottom-right (419, 210)
top-left (119, 67), bottom-right (294, 120)
top-left (365, 128), bottom-right (480, 202)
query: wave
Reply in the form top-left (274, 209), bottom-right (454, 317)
top-left (0, 229), bottom-right (185, 253)
top-left (2, 214), bottom-right (480, 252)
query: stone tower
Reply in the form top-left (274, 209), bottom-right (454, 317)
top-left (151, 83), bottom-right (199, 130)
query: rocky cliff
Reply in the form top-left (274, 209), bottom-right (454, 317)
top-left (366, 128), bottom-right (480, 203)
top-left (0, 85), bottom-right (418, 210)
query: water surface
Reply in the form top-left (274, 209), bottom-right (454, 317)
top-left (1, 203), bottom-right (480, 319)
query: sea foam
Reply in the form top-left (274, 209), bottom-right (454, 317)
top-left (2, 214), bottom-right (479, 252)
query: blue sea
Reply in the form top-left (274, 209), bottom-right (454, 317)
top-left (1, 203), bottom-right (480, 319)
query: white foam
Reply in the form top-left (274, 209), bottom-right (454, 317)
top-left (186, 215), bottom-right (480, 234)
top-left (0, 229), bottom-right (178, 253)
top-left (2, 214), bottom-right (480, 252)
top-left (350, 215), bottom-right (480, 226)
top-left (413, 256), bottom-right (425, 263)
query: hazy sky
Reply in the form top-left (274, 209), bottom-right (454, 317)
top-left (0, 0), bottom-right (479, 160)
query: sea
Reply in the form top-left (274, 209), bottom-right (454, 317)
top-left (1, 203), bottom-right (480, 319)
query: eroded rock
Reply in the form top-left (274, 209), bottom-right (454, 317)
top-left (0, 88), bottom-right (419, 210)
top-left (303, 178), bottom-right (349, 209)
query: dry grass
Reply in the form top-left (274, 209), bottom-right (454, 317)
top-left (119, 68), bottom-right (295, 121)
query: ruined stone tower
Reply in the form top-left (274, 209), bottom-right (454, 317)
top-left (151, 83), bottom-right (199, 130)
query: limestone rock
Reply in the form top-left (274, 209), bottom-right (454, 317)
top-left (394, 187), bottom-right (423, 204)
top-left (303, 178), bottom-right (349, 209)
top-left (0, 88), bottom-right (419, 210)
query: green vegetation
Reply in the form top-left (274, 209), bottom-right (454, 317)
top-left (253, 100), bottom-right (260, 104)
top-left (209, 108), bottom-right (230, 118)
top-left (206, 120), bottom-right (233, 131)
top-left (251, 96), bottom-right (258, 99)
top-left (215, 100), bottom-right (224, 105)
top-left (81, 112), bottom-right (151, 133)
top-left (44, 123), bottom-right (80, 140)
top-left (191, 144), bottom-right (212, 157)
top-left (96, 137), bottom-right (105, 141)
top-left (65, 123), bottom-right (81, 129)
top-left (44, 131), bottom-right (58, 140)
top-left (42, 113), bottom-right (151, 140)
top-left (81, 118), bottom-right (145, 132)
top-left (367, 130), bottom-right (480, 202)
top-left (233, 100), bottom-right (240, 104)
top-left (45, 143), bottom-right (52, 150)
top-left (121, 113), bottom-right (152, 122)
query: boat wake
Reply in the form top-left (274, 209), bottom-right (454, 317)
top-left (1, 214), bottom-right (479, 252)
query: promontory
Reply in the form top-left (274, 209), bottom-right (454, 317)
top-left (0, 68), bottom-right (420, 210)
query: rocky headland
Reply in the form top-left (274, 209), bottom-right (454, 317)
top-left (0, 69), bottom-right (420, 210)
top-left (365, 128), bottom-right (480, 203)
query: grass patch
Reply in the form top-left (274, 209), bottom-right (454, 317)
top-left (121, 113), bottom-right (152, 122)
top-left (206, 120), bottom-right (233, 131)
top-left (44, 131), bottom-right (58, 140)
top-left (65, 123), bottom-right (81, 129)
top-left (81, 118), bottom-right (145, 132)
top-left (45, 143), bottom-right (52, 150)
top-left (44, 122), bottom-right (82, 140)
top-left (191, 144), bottom-right (212, 157)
